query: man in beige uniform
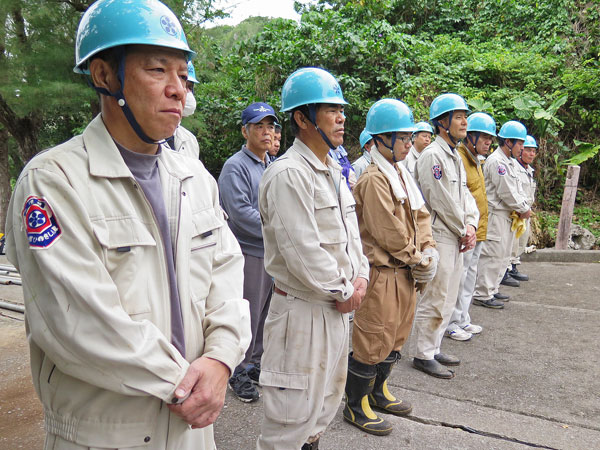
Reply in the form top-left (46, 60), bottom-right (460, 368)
top-left (412, 93), bottom-right (479, 379)
top-left (473, 121), bottom-right (531, 308)
top-left (508, 134), bottom-right (538, 281)
top-left (4, 1), bottom-right (250, 448)
top-left (402, 121), bottom-right (433, 176)
top-left (257, 68), bottom-right (369, 450)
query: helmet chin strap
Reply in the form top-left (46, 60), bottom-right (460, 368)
top-left (91, 48), bottom-right (166, 146)
top-left (467, 131), bottom-right (480, 149)
top-left (435, 111), bottom-right (460, 146)
top-left (373, 133), bottom-right (398, 163)
top-left (307, 104), bottom-right (337, 150)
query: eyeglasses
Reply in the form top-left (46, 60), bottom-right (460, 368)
top-left (395, 135), bottom-right (412, 144)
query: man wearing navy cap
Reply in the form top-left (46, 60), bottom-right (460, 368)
top-left (218, 102), bottom-right (276, 403)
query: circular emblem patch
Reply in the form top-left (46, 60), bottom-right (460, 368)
top-left (498, 164), bottom-right (507, 176)
top-left (22, 196), bottom-right (62, 248)
top-left (432, 164), bottom-right (443, 180)
top-left (160, 15), bottom-right (179, 36)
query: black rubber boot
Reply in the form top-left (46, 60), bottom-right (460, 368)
top-left (343, 353), bottom-right (393, 436)
top-left (509, 264), bottom-right (529, 281)
top-left (500, 269), bottom-right (520, 287)
top-left (369, 351), bottom-right (412, 416)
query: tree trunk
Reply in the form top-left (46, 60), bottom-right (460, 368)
top-left (0, 128), bottom-right (10, 235)
top-left (0, 93), bottom-right (40, 164)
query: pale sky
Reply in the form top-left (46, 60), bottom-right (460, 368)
top-left (207, 0), bottom-right (315, 27)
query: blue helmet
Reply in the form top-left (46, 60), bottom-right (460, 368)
top-left (467, 112), bottom-right (496, 136)
top-left (524, 135), bottom-right (538, 148)
top-left (498, 120), bottom-right (527, 141)
top-left (412, 121), bottom-right (434, 136)
top-left (74, 0), bottom-right (195, 73)
top-left (365, 99), bottom-right (415, 135)
top-left (429, 93), bottom-right (469, 120)
top-left (187, 61), bottom-right (199, 84)
top-left (359, 129), bottom-right (372, 149)
top-left (281, 68), bottom-right (347, 112)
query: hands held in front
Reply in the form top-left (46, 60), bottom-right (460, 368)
top-left (411, 247), bottom-right (439, 283)
top-left (168, 357), bottom-right (230, 429)
top-left (460, 225), bottom-right (477, 253)
top-left (336, 277), bottom-right (368, 314)
top-left (519, 209), bottom-right (532, 220)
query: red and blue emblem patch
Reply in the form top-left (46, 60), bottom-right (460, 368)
top-left (432, 164), bottom-right (443, 180)
top-left (497, 164), bottom-right (507, 176)
top-left (22, 196), bottom-right (62, 248)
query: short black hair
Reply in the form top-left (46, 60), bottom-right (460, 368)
top-left (289, 105), bottom-right (311, 136)
top-left (432, 112), bottom-right (450, 134)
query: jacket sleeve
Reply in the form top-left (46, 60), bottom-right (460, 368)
top-left (6, 168), bottom-right (189, 403)
top-left (201, 176), bottom-right (251, 373)
top-left (359, 172), bottom-right (424, 266)
top-left (263, 167), bottom-right (355, 302)
top-left (486, 159), bottom-right (530, 213)
top-left (218, 165), bottom-right (263, 241)
top-left (464, 189), bottom-right (480, 229)
top-left (416, 151), bottom-right (468, 238)
top-left (416, 205), bottom-right (436, 252)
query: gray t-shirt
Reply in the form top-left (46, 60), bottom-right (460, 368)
top-left (117, 143), bottom-right (185, 356)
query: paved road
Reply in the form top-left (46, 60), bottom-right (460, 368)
top-left (1, 259), bottom-right (599, 449)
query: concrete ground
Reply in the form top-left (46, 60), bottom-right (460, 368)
top-left (1, 257), bottom-right (599, 449)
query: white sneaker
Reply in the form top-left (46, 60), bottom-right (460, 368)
top-left (445, 328), bottom-right (472, 341)
top-left (462, 323), bottom-right (483, 334)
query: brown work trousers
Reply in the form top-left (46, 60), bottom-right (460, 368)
top-left (352, 266), bottom-right (416, 365)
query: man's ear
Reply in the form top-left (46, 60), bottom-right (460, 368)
top-left (293, 110), bottom-right (309, 130)
top-left (89, 58), bottom-right (120, 92)
top-left (241, 125), bottom-right (249, 140)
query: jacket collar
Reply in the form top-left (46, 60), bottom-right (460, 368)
top-left (84, 114), bottom-right (193, 181)
top-left (291, 138), bottom-right (341, 173)
top-left (434, 135), bottom-right (458, 160)
top-left (241, 145), bottom-right (269, 166)
top-left (458, 143), bottom-right (479, 166)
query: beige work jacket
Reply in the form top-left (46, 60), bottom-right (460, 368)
top-left (402, 146), bottom-right (421, 177)
top-left (514, 161), bottom-right (537, 206)
top-left (458, 143), bottom-right (488, 241)
top-left (483, 148), bottom-right (530, 216)
top-left (414, 136), bottom-right (479, 244)
top-left (173, 125), bottom-right (200, 159)
top-left (259, 138), bottom-right (369, 303)
top-left (5, 115), bottom-right (250, 447)
top-left (354, 164), bottom-right (436, 268)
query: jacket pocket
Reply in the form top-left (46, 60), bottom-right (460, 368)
top-left (314, 190), bottom-right (345, 245)
top-left (92, 217), bottom-right (156, 315)
top-left (260, 370), bottom-right (310, 424)
top-left (190, 208), bottom-right (223, 301)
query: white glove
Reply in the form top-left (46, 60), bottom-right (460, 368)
top-left (411, 247), bottom-right (439, 283)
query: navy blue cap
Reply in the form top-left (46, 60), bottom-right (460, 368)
top-left (242, 102), bottom-right (278, 125)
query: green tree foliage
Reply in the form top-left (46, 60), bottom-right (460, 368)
top-left (188, 0), bottom-right (600, 204)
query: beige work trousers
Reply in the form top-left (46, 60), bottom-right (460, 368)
top-left (256, 291), bottom-right (349, 450)
top-left (510, 218), bottom-right (530, 265)
top-left (44, 403), bottom-right (215, 450)
top-left (411, 240), bottom-right (463, 360)
top-left (352, 266), bottom-right (416, 365)
top-left (474, 212), bottom-right (515, 300)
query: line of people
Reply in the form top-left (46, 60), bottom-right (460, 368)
top-left (219, 69), bottom-right (538, 447)
top-left (4, 0), bottom-right (539, 448)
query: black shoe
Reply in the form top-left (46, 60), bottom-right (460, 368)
top-left (247, 363), bottom-right (261, 385)
top-left (494, 292), bottom-right (510, 300)
top-left (434, 352), bottom-right (460, 366)
top-left (473, 298), bottom-right (505, 309)
top-left (412, 358), bottom-right (454, 379)
top-left (509, 264), bottom-right (529, 281)
top-left (302, 439), bottom-right (319, 450)
top-left (500, 270), bottom-right (520, 287)
top-left (228, 370), bottom-right (259, 403)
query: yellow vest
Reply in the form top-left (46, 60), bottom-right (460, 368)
top-left (458, 143), bottom-right (488, 241)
